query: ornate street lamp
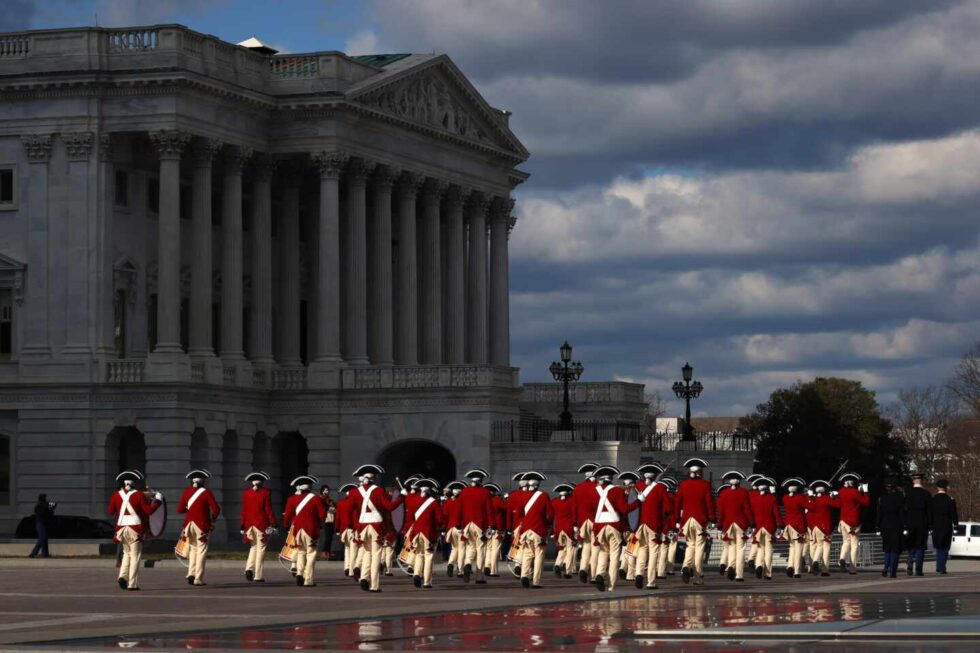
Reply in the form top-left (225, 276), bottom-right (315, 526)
top-left (550, 341), bottom-right (584, 431)
top-left (671, 362), bottom-right (703, 442)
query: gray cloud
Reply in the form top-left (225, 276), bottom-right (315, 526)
top-left (1, 1), bottom-right (38, 30)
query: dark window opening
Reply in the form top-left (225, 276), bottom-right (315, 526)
top-left (147, 177), bottom-right (159, 214)
top-left (114, 170), bottom-right (128, 207)
top-left (1, 169), bottom-right (14, 204)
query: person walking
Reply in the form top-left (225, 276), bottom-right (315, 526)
top-left (877, 479), bottom-right (905, 578)
top-left (318, 484), bottom-right (337, 560)
top-left (931, 479), bottom-right (959, 575)
top-left (904, 473), bottom-right (932, 576)
top-left (28, 494), bottom-right (55, 558)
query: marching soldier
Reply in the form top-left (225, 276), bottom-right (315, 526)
top-left (408, 478), bottom-right (445, 589)
top-left (177, 469), bottom-right (220, 586)
top-left (574, 462), bottom-right (600, 583)
top-left (456, 468), bottom-right (495, 584)
top-left (591, 465), bottom-right (629, 592)
top-left (396, 476), bottom-right (422, 574)
top-left (749, 476), bottom-right (782, 580)
top-left (485, 483), bottom-right (507, 577)
top-left (781, 477), bottom-right (808, 578)
top-left (932, 479), bottom-right (958, 574)
top-left (744, 474), bottom-right (764, 572)
top-left (107, 470), bottom-right (162, 590)
top-left (837, 472), bottom-right (870, 575)
top-left (552, 483), bottom-right (577, 579)
top-left (717, 471), bottom-right (753, 582)
top-left (517, 471), bottom-right (553, 588)
top-left (905, 472), bottom-right (933, 576)
top-left (282, 474), bottom-right (327, 587)
top-left (630, 463), bottom-right (667, 590)
top-left (336, 483), bottom-right (357, 577)
top-left (675, 458), bottom-right (714, 586)
top-left (443, 480), bottom-right (464, 577)
top-left (658, 477), bottom-right (678, 578)
top-left (618, 470), bottom-right (640, 582)
top-left (347, 464), bottom-right (399, 592)
top-left (877, 478), bottom-right (905, 578)
top-left (715, 483), bottom-right (730, 575)
top-left (240, 471), bottom-right (276, 583)
top-left (807, 480), bottom-right (839, 576)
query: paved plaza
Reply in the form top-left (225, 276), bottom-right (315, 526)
top-left (1, 559), bottom-right (979, 650)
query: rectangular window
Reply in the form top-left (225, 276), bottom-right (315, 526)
top-left (0, 168), bottom-right (13, 206)
top-left (148, 294), bottom-right (158, 350)
top-left (0, 435), bottom-right (9, 505)
top-left (147, 177), bottom-right (159, 215)
top-left (972, 525), bottom-right (980, 538)
top-left (0, 288), bottom-right (12, 360)
top-left (114, 170), bottom-right (128, 207)
top-left (955, 525), bottom-right (966, 537)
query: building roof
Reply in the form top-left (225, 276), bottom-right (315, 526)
top-left (351, 53), bottom-right (412, 67)
top-left (236, 36), bottom-right (278, 55)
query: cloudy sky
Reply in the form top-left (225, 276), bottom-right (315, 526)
top-left (9, 1), bottom-right (980, 416)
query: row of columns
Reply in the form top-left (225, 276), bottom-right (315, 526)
top-left (148, 130), bottom-right (515, 372)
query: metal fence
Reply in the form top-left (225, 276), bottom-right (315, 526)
top-left (490, 418), bottom-right (642, 443)
top-left (701, 532), bottom-right (933, 568)
top-left (642, 430), bottom-right (756, 452)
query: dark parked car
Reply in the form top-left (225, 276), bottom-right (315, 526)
top-left (16, 515), bottom-right (115, 539)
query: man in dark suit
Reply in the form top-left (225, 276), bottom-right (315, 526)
top-left (904, 472), bottom-right (932, 576)
top-left (931, 479), bottom-right (959, 575)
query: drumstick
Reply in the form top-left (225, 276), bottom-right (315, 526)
top-left (395, 476), bottom-right (404, 490)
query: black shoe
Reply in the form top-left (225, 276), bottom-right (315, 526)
top-left (564, 574), bottom-right (573, 579)
top-left (907, 562), bottom-right (913, 576)
top-left (755, 566), bottom-right (763, 579)
top-left (681, 567), bottom-right (691, 585)
top-left (423, 584), bottom-right (433, 588)
top-left (447, 563), bottom-right (454, 577)
top-left (532, 585), bottom-right (544, 589)
top-left (618, 568), bottom-right (626, 581)
top-left (635, 574), bottom-right (644, 589)
top-left (369, 589), bottom-right (382, 593)
top-left (939, 570), bottom-right (948, 575)
top-left (353, 567), bottom-right (360, 578)
top-left (514, 565), bottom-right (522, 576)
top-left (882, 567), bottom-right (888, 577)
top-left (343, 569), bottom-right (349, 577)
top-left (747, 561), bottom-right (756, 573)
top-left (849, 571), bottom-right (857, 576)
top-left (187, 576), bottom-right (195, 585)
top-left (810, 562), bottom-right (819, 576)
top-left (118, 577), bottom-right (128, 590)
top-left (915, 572), bottom-right (924, 577)
top-left (255, 579), bottom-right (265, 583)
top-left (667, 571), bottom-right (675, 576)
top-left (657, 575), bottom-right (666, 580)
top-left (793, 574), bottom-right (802, 579)
top-left (521, 576), bottom-right (530, 589)
top-left (476, 579), bottom-right (487, 584)
top-left (839, 559), bottom-right (847, 570)
top-left (786, 567), bottom-right (794, 578)
top-left (359, 579), bottom-right (370, 591)
top-left (579, 570), bottom-right (588, 584)
top-left (413, 575), bottom-right (422, 588)
top-left (764, 576), bottom-right (772, 580)
top-left (128, 587), bottom-right (140, 591)
top-left (245, 570), bottom-right (254, 582)
top-left (727, 567), bottom-right (736, 581)
top-left (296, 575), bottom-right (304, 586)
top-left (595, 574), bottom-right (606, 592)
top-left (484, 567), bottom-right (491, 577)
top-left (290, 568), bottom-right (297, 577)
top-left (821, 572), bottom-right (830, 577)
top-left (735, 578), bottom-right (744, 582)
top-left (555, 565), bottom-right (562, 578)
top-left (462, 564), bottom-right (472, 583)
top-left (384, 572), bottom-right (394, 577)
top-left (719, 563), bottom-right (727, 576)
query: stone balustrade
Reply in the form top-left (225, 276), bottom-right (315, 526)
top-left (521, 381), bottom-right (645, 405)
top-left (106, 28), bottom-right (159, 51)
top-left (106, 360), bottom-right (145, 383)
top-left (0, 34), bottom-right (30, 57)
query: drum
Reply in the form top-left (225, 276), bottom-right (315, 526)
top-left (279, 529), bottom-right (299, 572)
top-left (624, 535), bottom-right (641, 559)
top-left (174, 532), bottom-right (190, 567)
top-left (505, 540), bottom-right (523, 578)
top-left (146, 493), bottom-right (167, 539)
top-left (397, 542), bottom-right (415, 576)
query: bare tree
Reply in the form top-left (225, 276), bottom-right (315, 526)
top-left (949, 342), bottom-right (980, 415)
top-left (946, 417), bottom-right (980, 520)
top-left (888, 385), bottom-right (959, 480)
top-left (643, 391), bottom-right (667, 434)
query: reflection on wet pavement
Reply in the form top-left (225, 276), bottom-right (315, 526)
top-left (86, 594), bottom-right (980, 651)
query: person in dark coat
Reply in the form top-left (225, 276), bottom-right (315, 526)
top-left (904, 472), bottom-right (933, 576)
top-left (931, 479), bottom-right (959, 574)
top-left (28, 493), bottom-right (55, 558)
top-left (877, 480), bottom-right (905, 578)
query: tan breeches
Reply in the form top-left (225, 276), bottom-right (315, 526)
top-left (811, 527), bottom-right (831, 569)
top-left (183, 522), bottom-right (209, 584)
top-left (681, 518), bottom-right (707, 578)
top-left (657, 535), bottom-right (671, 576)
top-left (555, 531), bottom-right (578, 575)
top-left (411, 533), bottom-right (435, 586)
top-left (383, 541), bottom-right (394, 573)
top-left (462, 522), bottom-right (486, 579)
top-left (578, 521), bottom-right (594, 575)
top-left (519, 530), bottom-right (546, 586)
top-left (358, 527), bottom-right (383, 591)
top-left (341, 529), bottom-right (358, 573)
top-left (293, 529), bottom-right (317, 585)
top-left (839, 522), bottom-right (860, 568)
top-left (446, 528), bottom-right (462, 567)
top-left (595, 524), bottom-right (623, 589)
top-left (719, 540), bottom-right (729, 567)
top-left (634, 524), bottom-right (661, 586)
top-left (486, 534), bottom-right (502, 575)
top-left (724, 524), bottom-right (747, 579)
top-left (245, 527), bottom-right (268, 580)
top-left (754, 528), bottom-right (775, 576)
top-left (785, 525), bottom-right (805, 574)
top-left (117, 527), bottom-right (142, 589)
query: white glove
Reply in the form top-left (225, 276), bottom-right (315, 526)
top-left (637, 493), bottom-right (646, 502)
top-left (154, 492), bottom-right (164, 501)
top-left (830, 491), bottom-right (839, 498)
top-left (745, 527), bottom-right (755, 538)
top-left (769, 486), bottom-right (776, 494)
top-left (399, 489), bottom-right (408, 496)
top-left (484, 528), bottom-right (495, 538)
top-left (807, 490), bottom-right (814, 497)
top-left (240, 529), bottom-right (245, 535)
top-left (775, 528), bottom-right (784, 538)
top-left (707, 522), bottom-right (716, 531)
top-left (859, 483), bottom-right (869, 493)
top-left (902, 529), bottom-right (909, 536)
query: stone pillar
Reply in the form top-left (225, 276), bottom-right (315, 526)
top-left (62, 132), bottom-right (95, 358)
top-left (419, 179), bottom-right (447, 365)
top-left (466, 191), bottom-right (490, 365)
top-left (20, 135), bottom-right (53, 358)
top-left (189, 139), bottom-right (222, 361)
top-left (396, 172), bottom-right (424, 365)
top-left (96, 134), bottom-right (117, 359)
top-left (444, 185), bottom-right (467, 364)
top-left (370, 164), bottom-right (397, 367)
top-left (344, 158), bottom-right (373, 366)
top-left (489, 196), bottom-right (514, 366)
top-left (309, 151), bottom-right (348, 386)
top-left (149, 130), bottom-right (190, 355)
top-left (220, 146), bottom-right (251, 377)
top-left (249, 154), bottom-right (276, 371)
top-left (278, 163), bottom-right (303, 368)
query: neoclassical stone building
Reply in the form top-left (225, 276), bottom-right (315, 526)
top-left (0, 25), bottom-right (531, 538)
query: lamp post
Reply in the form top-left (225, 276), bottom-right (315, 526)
top-left (550, 341), bottom-right (584, 431)
top-left (671, 362), bottom-right (703, 442)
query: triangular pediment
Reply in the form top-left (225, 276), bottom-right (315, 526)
top-left (0, 252), bottom-right (25, 270)
top-left (347, 55), bottom-right (528, 161)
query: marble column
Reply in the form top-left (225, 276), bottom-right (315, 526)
top-left (444, 185), bottom-right (467, 364)
top-left (20, 134), bottom-right (52, 358)
top-left (396, 172), bottom-right (424, 365)
top-left (344, 158), bottom-right (373, 366)
top-left (277, 163), bottom-right (302, 368)
top-left (370, 164), bottom-right (397, 367)
top-left (489, 196), bottom-right (514, 366)
top-left (220, 145), bottom-right (250, 366)
top-left (466, 191), bottom-right (490, 365)
top-left (62, 132), bottom-right (95, 357)
top-left (149, 130), bottom-right (190, 354)
top-left (188, 138), bottom-right (222, 359)
top-left (311, 151), bottom-right (347, 379)
top-left (419, 179), bottom-right (447, 365)
top-left (249, 154), bottom-right (276, 369)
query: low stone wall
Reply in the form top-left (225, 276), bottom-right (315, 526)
top-left (490, 440), bottom-right (642, 488)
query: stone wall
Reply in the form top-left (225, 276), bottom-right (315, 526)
top-left (490, 440), bottom-right (643, 489)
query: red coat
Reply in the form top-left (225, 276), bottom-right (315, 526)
top-left (107, 489), bottom-right (160, 540)
top-left (591, 483), bottom-right (629, 529)
top-left (717, 486), bottom-right (753, 530)
top-left (444, 497), bottom-right (462, 531)
top-left (838, 486), bottom-right (870, 527)
top-left (629, 481), bottom-right (668, 532)
top-left (573, 480), bottom-right (598, 526)
top-left (519, 490), bottom-right (555, 538)
top-left (750, 491), bottom-right (783, 534)
top-left (177, 486), bottom-right (221, 531)
top-left (283, 491), bottom-right (328, 539)
top-left (552, 495), bottom-right (577, 536)
top-left (335, 494), bottom-right (354, 532)
top-left (662, 492), bottom-right (676, 534)
top-left (491, 495), bottom-right (508, 531)
top-left (782, 493), bottom-right (810, 532)
top-left (674, 478), bottom-right (715, 528)
top-left (808, 494), bottom-right (840, 534)
top-left (400, 492), bottom-right (422, 535)
top-left (240, 486), bottom-right (276, 531)
top-left (348, 483), bottom-right (398, 534)
top-left (455, 485), bottom-right (494, 530)
top-left (409, 495), bottom-right (445, 542)
top-left (507, 489), bottom-right (527, 531)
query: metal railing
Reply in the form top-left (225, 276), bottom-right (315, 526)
top-left (643, 430), bottom-right (756, 452)
top-left (491, 418), bottom-right (642, 443)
